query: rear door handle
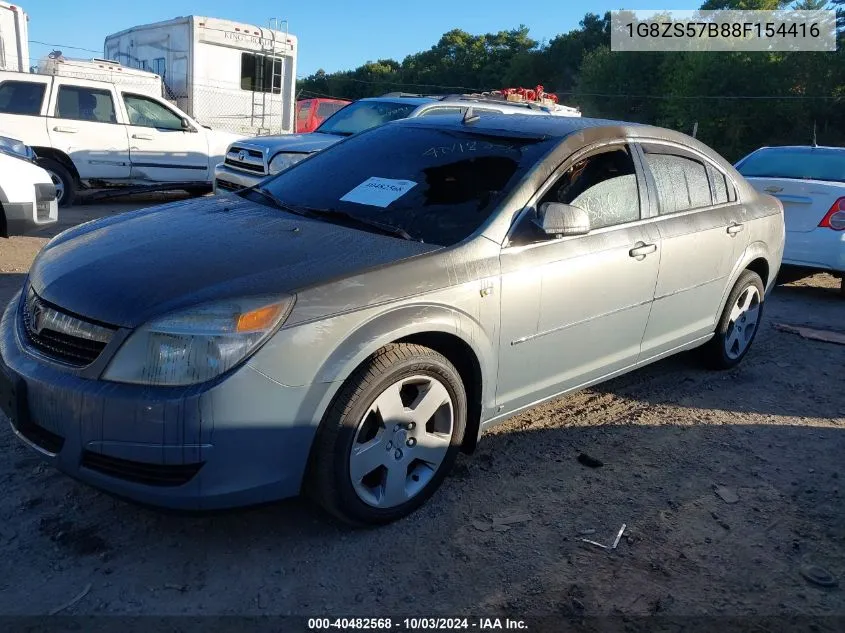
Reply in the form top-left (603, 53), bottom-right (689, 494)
top-left (52, 126), bottom-right (78, 133)
top-left (131, 133), bottom-right (154, 140)
top-left (629, 243), bottom-right (657, 259)
top-left (727, 223), bottom-right (745, 236)
top-left (764, 186), bottom-right (783, 193)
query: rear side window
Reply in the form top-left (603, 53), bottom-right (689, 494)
top-left (643, 151), bottom-right (712, 215)
top-left (418, 106), bottom-right (464, 117)
top-left (707, 165), bottom-right (730, 204)
top-left (56, 86), bottom-right (116, 123)
top-left (0, 81), bottom-right (46, 116)
top-left (297, 101), bottom-right (312, 121)
top-left (736, 148), bottom-right (845, 183)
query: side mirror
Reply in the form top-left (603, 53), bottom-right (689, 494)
top-left (532, 202), bottom-right (590, 237)
top-left (181, 117), bottom-right (195, 132)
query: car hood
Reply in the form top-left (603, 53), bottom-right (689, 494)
top-left (29, 196), bottom-right (438, 329)
top-left (237, 132), bottom-right (343, 154)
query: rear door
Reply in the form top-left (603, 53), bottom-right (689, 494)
top-left (120, 92), bottom-right (210, 183)
top-left (46, 79), bottom-right (130, 180)
top-left (637, 142), bottom-right (748, 359)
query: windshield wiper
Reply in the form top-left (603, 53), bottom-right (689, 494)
top-left (288, 204), bottom-right (418, 241)
top-left (245, 189), bottom-right (417, 241)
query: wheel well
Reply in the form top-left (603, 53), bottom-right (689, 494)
top-left (746, 258), bottom-right (769, 287)
top-left (398, 332), bottom-right (483, 455)
top-left (0, 201), bottom-right (6, 238)
top-left (31, 148), bottom-right (80, 184)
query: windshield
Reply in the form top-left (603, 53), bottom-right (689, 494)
top-left (258, 124), bottom-right (555, 246)
top-left (736, 148), bottom-right (845, 183)
top-left (315, 100), bottom-right (418, 136)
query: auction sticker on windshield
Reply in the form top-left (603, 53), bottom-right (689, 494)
top-left (340, 177), bottom-right (417, 208)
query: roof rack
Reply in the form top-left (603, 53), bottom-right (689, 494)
top-left (440, 93), bottom-right (548, 110)
top-left (380, 92), bottom-right (434, 98)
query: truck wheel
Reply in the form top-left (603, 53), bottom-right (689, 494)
top-left (37, 158), bottom-right (76, 207)
top-left (306, 343), bottom-right (467, 526)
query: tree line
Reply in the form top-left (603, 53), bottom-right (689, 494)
top-left (296, 0), bottom-right (845, 161)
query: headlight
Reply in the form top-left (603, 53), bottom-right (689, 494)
top-left (103, 295), bottom-right (295, 386)
top-left (268, 152), bottom-right (307, 175)
top-left (0, 135), bottom-right (34, 161)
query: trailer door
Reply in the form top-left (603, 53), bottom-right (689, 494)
top-left (121, 92), bottom-right (210, 183)
top-left (47, 79), bottom-right (131, 181)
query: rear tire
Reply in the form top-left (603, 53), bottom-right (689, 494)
top-left (703, 270), bottom-right (765, 370)
top-left (306, 343), bottom-right (467, 526)
top-left (37, 157), bottom-right (76, 208)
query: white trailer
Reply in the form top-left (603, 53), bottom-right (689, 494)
top-left (37, 54), bottom-right (165, 100)
top-left (104, 16), bottom-right (297, 137)
top-left (0, 1), bottom-right (29, 73)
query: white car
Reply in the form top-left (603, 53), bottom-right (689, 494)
top-left (0, 136), bottom-right (58, 237)
top-left (735, 145), bottom-right (844, 294)
top-left (0, 71), bottom-right (242, 206)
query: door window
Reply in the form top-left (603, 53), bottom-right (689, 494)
top-left (418, 107), bottom-right (464, 117)
top-left (56, 86), bottom-right (116, 123)
top-left (642, 151), bottom-right (713, 214)
top-left (539, 145), bottom-right (641, 230)
top-left (123, 94), bottom-right (183, 130)
top-left (0, 81), bottom-right (46, 116)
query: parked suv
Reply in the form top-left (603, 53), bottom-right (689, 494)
top-left (0, 135), bottom-right (57, 236)
top-left (214, 93), bottom-right (581, 193)
top-left (0, 71), bottom-right (243, 206)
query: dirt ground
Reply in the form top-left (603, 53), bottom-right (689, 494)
top-left (0, 195), bottom-right (844, 622)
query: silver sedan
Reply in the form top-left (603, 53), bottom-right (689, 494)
top-left (0, 114), bottom-right (784, 525)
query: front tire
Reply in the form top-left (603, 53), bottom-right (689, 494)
top-left (306, 343), bottom-right (467, 526)
top-left (37, 157), bottom-right (76, 207)
top-left (703, 270), bottom-right (764, 370)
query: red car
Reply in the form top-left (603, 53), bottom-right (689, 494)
top-left (295, 98), bottom-right (351, 133)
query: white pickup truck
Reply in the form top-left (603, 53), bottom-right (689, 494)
top-left (0, 70), bottom-right (242, 206)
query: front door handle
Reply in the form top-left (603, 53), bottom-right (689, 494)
top-left (131, 133), bottom-right (154, 140)
top-left (629, 242), bottom-right (657, 259)
top-left (53, 126), bottom-right (78, 133)
top-left (727, 223), bottom-right (745, 236)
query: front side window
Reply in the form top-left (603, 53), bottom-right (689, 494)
top-left (55, 86), bottom-right (116, 123)
top-left (123, 94), bottom-right (183, 130)
top-left (314, 101), bottom-right (418, 137)
top-left (258, 125), bottom-right (556, 246)
top-left (539, 145), bottom-right (641, 230)
top-left (643, 150), bottom-right (712, 215)
top-left (240, 53), bottom-right (282, 94)
top-left (0, 81), bottom-right (46, 116)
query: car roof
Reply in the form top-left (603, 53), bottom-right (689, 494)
top-left (751, 145), bottom-right (845, 152)
top-left (389, 112), bottom-right (637, 139)
top-left (357, 96), bottom-right (436, 107)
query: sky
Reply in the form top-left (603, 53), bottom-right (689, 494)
top-left (20, 0), bottom-right (670, 77)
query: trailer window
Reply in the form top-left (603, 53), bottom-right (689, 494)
top-left (0, 81), bottom-right (46, 116)
top-left (55, 86), bottom-right (116, 123)
top-left (240, 53), bottom-right (282, 94)
top-left (123, 94), bottom-right (183, 130)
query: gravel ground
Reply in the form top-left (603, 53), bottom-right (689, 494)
top-left (0, 196), bottom-right (844, 621)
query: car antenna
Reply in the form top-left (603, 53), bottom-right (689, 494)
top-left (462, 106), bottom-right (480, 125)
top-left (812, 120), bottom-right (818, 148)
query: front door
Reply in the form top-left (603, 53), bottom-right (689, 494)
top-left (46, 81), bottom-right (130, 180)
top-left (121, 93), bottom-right (210, 183)
top-left (496, 142), bottom-right (661, 413)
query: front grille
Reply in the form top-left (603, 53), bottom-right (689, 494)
top-left (21, 289), bottom-right (115, 367)
top-left (224, 157), bottom-right (265, 173)
top-left (14, 419), bottom-right (65, 454)
top-left (215, 179), bottom-right (241, 193)
top-left (224, 145), bottom-right (266, 175)
top-left (81, 451), bottom-right (204, 487)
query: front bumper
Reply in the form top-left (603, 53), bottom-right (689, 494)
top-left (213, 163), bottom-right (266, 194)
top-left (0, 291), bottom-right (334, 510)
top-left (2, 195), bottom-right (58, 236)
top-left (783, 228), bottom-right (845, 275)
